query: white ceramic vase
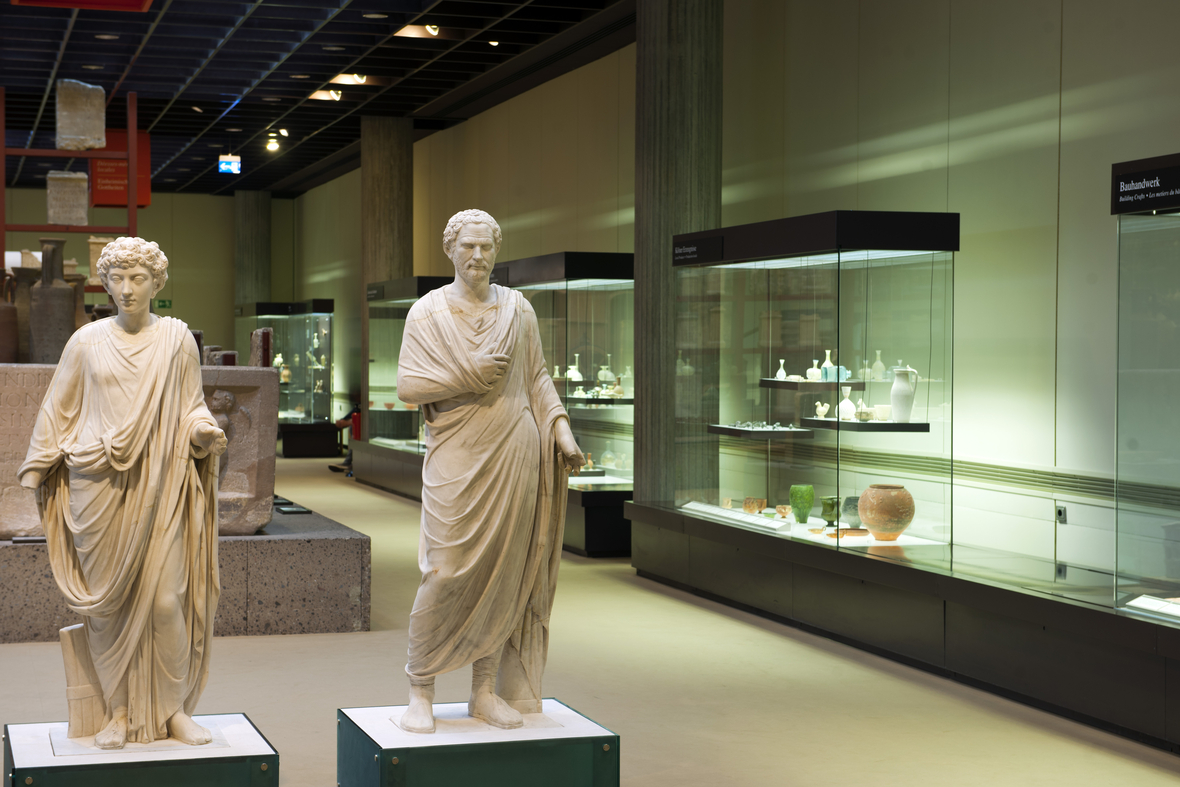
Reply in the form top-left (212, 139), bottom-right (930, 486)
top-left (891, 368), bottom-right (917, 423)
top-left (872, 350), bottom-right (885, 381)
top-left (838, 386), bottom-right (855, 421)
top-left (775, 359), bottom-right (786, 380)
top-left (821, 349), bottom-right (834, 369)
top-left (806, 360), bottom-right (821, 381)
top-left (567, 352), bottom-right (583, 382)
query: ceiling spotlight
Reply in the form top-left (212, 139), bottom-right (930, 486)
top-left (291, 74), bottom-right (310, 79)
top-left (177, 168), bottom-right (191, 172)
top-left (268, 132), bottom-right (277, 137)
top-left (279, 129), bottom-right (289, 137)
top-left (267, 139), bottom-right (280, 152)
top-left (323, 45), bottom-right (345, 51)
top-left (226, 128), bottom-right (242, 132)
top-left (425, 25), bottom-right (439, 36)
top-left (363, 12), bottom-right (387, 19)
top-left (207, 142), bottom-right (223, 148)
top-left (192, 106), bottom-right (203, 112)
top-left (262, 97), bottom-right (281, 102)
top-left (330, 73), bottom-right (369, 85)
top-left (162, 178), bottom-right (177, 182)
top-left (82, 64), bottom-right (104, 70)
top-left (489, 41), bottom-right (499, 46)
top-left (95, 34), bottom-right (118, 40)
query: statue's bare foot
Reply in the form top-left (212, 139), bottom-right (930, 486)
top-left (94, 712), bottom-right (127, 750)
top-left (468, 690), bottom-right (523, 729)
top-left (398, 683), bottom-right (436, 734)
top-left (167, 711), bottom-right (212, 745)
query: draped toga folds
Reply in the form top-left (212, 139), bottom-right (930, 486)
top-left (19, 317), bottom-right (220, 744)
top-left (397, 285), bottom-right (569, 713)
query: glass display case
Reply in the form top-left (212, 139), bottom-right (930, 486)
top-left (670, 211), bottom-right (956, 568)
top-left (235, 300), bottom-right (335, 424)
top-left (352, 277), bottom-right (449, 499)
top-left (503, 251), bottom-right (634, 556)
top-left (1115, 152), bottom-right (1180, 621)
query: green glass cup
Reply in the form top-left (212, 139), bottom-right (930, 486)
top-left (821, 495), bottom-right (840, 525)
top-left (789, 485), bottom-right (814, 524)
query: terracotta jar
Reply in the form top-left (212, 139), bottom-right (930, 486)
top-left (857, 484), bottom-right (915, 541)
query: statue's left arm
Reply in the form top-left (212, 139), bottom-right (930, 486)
top-left (178, 331), bottom-right (227, 458)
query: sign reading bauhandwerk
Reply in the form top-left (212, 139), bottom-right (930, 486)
top-left (1112, 152), bottom-right (1180, 215)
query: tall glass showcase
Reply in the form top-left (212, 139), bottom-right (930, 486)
top-left (662, 212), bottom-right (956, 569)
top-left (503, 251), bottom-right (635, 556)
top-left (235, 300), bottom-right (334, 424)
top-left (1115, 152), bottom-right (1180, 621)
top-left (352, 277), bottom-right (449, 499)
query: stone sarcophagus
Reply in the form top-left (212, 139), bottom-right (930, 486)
top-left (0, 363), bottom-right (279, 538)
top-left (202, 366), bottom-right (280, 536)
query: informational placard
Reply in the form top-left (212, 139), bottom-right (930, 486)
top-left (89, 129), bottom-right (152, 208)
top-left (672, 235), bottom-right (724, 265)
top-left (1111, 152), bottom-right (1180, 215)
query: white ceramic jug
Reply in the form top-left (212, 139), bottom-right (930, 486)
top-left (891, 368), bottom-right (917, 423)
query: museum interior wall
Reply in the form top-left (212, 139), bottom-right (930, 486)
top-left (713, 0), bottom-right (1180, 580)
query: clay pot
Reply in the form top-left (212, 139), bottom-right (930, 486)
top-left (384, 402), bottom-right (395, 410)
top-left (857, 484), bottom-right (915, 542)
top-left (0, 274), bottom-right (17, 363)
top-left (30, 238), bottom-right (76, 363)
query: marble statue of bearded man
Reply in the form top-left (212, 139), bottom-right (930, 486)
top-left (19, 237), bottom-right (227, 749)
top-left (396, 209), bottom-right (585, 734)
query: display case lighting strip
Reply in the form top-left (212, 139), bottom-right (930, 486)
top-left (726, 249), bottom-right (941, 270)
top-left (517, 278), bottom-right (633, 291)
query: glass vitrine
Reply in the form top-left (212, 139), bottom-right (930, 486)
top-left (364, 277), bottom-right (449, 455)
top-left (234, 300), bottom-right (334, 424)
top-left (1116, 201), bottom-right (1180, 620)
top-left (504, 251), bottom-right (635, 556)
top-left (672, 211), bottom-right (955, 570)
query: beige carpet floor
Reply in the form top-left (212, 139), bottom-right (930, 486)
top-left (4, 457), bottom-right (1180, 786)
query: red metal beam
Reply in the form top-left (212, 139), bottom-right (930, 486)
top-left (7, 225), bottom-right (131, 233)
top-left (127, 92), bottom-right (137, 237)
top-left (4, 148), bottom-right (128, 160)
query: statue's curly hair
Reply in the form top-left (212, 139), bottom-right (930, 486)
top-left (96, 236), bottom-right (169, 289)
top-left (442, 209), bottom-right (502, 256)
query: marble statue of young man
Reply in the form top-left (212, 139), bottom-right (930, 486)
top-left (395, 209), bottom-right (585, 733)
top-left (19, 237), bottom-right (227, 749)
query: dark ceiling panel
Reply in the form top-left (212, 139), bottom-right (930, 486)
top-left (2, 0), bottom-right (631, 195)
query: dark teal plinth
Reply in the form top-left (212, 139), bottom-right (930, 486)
top-left (3, 714), bottom-right (278, 787)
top-left (338, 699), bottom-right (619, 787)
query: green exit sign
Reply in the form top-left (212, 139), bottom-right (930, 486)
top-left (154, 299), bottom-right (172, 309)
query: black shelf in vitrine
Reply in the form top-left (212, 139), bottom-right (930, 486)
top-left (500, 250), bottom-right (634, 285)
top-left (563, 397), bottom-right (635, 407)
top-left (760, 378), bottom-right (867, 392)
top-left (800, 417), bottom-right (930, 433)
top-left (707, 424), bottom-right (814, 440)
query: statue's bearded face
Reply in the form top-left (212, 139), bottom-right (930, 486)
top-left (449, 223), bottom-right (498, 287)
top-left (105, 263), bottom-right (159, 318)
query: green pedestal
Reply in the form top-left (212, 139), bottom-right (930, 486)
top-left (337, 699), bottom-right (619, 787)
top-left (3, 714), bottom-right (278, 787)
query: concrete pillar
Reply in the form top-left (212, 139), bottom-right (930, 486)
top-left (234, 190), bottom-right (271, 306)
top-left (634, 0), bottom-right (723, 504)
top-left (360, 116), bottom-right (414, 440)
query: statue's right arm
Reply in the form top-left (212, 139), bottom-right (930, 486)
top-left (19, 469), bottom-right (44, 489)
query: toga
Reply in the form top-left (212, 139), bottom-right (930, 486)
top-left (397, 285), bottom-right (569, 713)
top-left (19, 317), bottom-right (220, 743)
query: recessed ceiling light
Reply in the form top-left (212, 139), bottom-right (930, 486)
top-left (363, 13), bottom-right (387, 19)
top-left (268, 132), bottom-right (277, 137)
top-left (425, 25), bottom-right (439, 36)
top-left (489, 41), bottom-right (499, 46)
top-left (226, 128), bottom-right (242, 132)
top-left (82, 64), bottom-right (104, 70)
top-left (279, 129), bottom-right (289, 137)
top-left (262, 97), bottom-right (281, 102)
top-left (323, 45), bottom-right (345, 51)
top-left (190, 156), bottom-right (204, 160)
top-left (266, 140), bottom-right (280, 152)
top-left (162, 178), bottom-right (177, 182)
top-left (95, 34), bottom-right (118, 40)
top-left (329, 73), bottom-right (367, 85)
top-left (207, 143), bottom-right (223, 148)
top-left (36, 162), bottom-right (52, 167)
top-left (309, 89), bottom-right (343, 101)
top-left (291, 74), bottom-right (310, 79)
top-left (34, 174), bottom-right (46, 179)
top-left (192, 106), bottom-right (203, 113)
top-left (177, 168), bottom-right (191, 172)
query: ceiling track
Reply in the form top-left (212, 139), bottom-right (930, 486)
top-left (207, 0), bottom-right (539, 195)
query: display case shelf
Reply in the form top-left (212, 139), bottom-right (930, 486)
top-left (759, 378), bottom-right (866, 391)
top-left (799, 417), bottom-right (930, 433)
top-left (707, 424), bottom-right (814, 440)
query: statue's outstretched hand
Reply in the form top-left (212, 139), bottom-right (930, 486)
top-left (477, 353), bottom-right (510, 386)
top-left (555, 419), bottom-right (585, 475)
top-left (194, 423), bottom-right (229, 457)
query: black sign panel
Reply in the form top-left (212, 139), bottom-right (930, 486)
top-left (488, 267), bottom-right (508, 286)
top-left (672, 235), bottom-right (724, 265)
top-left (365, 284), bottom-right (384, 301)
top-left (1112, 161), bottom-right (1180, 215)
